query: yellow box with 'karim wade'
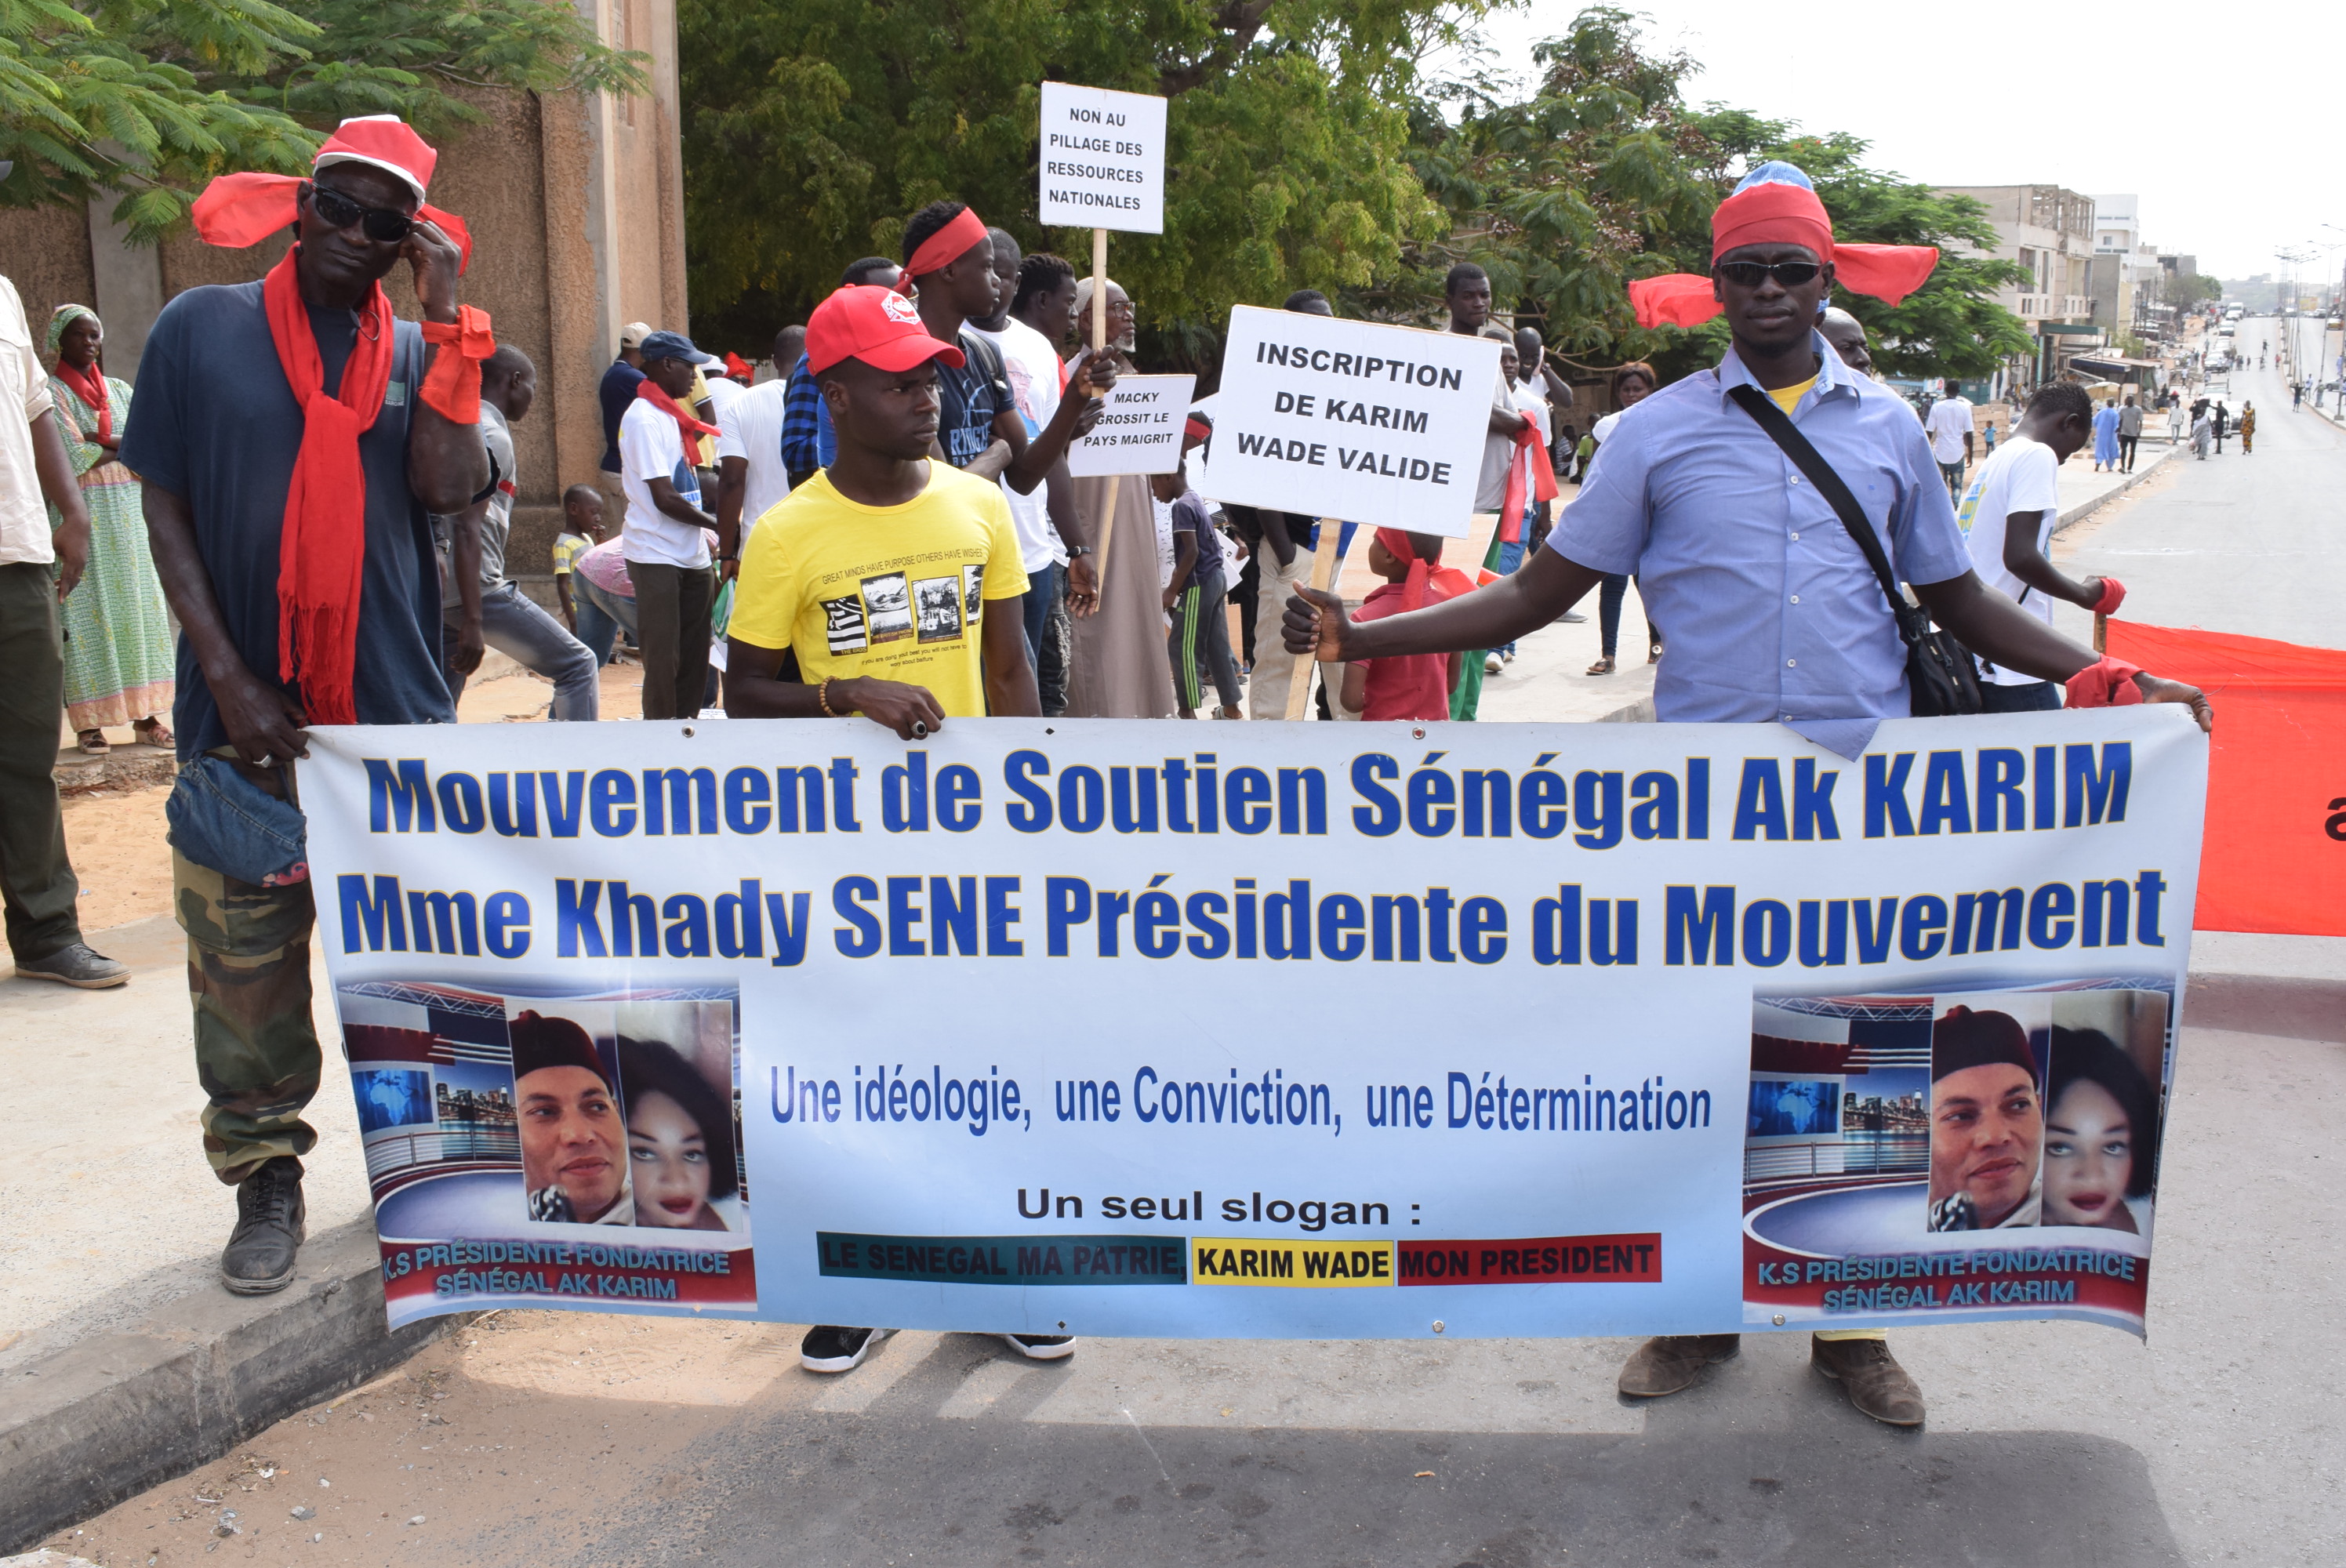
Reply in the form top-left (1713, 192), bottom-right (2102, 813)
top-left (1190, 1238), bottom-right (1394, 1287)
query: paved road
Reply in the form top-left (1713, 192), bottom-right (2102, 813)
top-left (38, 337), bottom-right (2346, 1568)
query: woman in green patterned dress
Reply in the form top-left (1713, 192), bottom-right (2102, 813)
top-left (45, 304), bottom-right (173, 754)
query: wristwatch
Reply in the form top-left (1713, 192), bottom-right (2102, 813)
top-left (1065, 545), bottom-right (1094, 559)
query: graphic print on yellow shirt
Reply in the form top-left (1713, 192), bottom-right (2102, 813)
top-left (728, 463), bottom-right (1030, 718)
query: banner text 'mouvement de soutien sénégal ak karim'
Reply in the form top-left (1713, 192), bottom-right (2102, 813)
top-left (300, 711), bottom-right (2202, 1339)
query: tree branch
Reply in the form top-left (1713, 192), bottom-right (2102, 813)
top-left (1157, 0), bottom-right (1275, 96)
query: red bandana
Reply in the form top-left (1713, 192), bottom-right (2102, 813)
top-left (263, 249), bottom-right (393, 727)
top-left (905, 205), bottom-right (990, 278)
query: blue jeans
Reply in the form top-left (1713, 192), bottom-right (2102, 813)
top-left (1492, 533), bottom-right (1526, 657)
top-left (1977, 678), bottom-right (2061, 713)
top-left (445, 583), bottom-right (601, 720)
top-left (572, 575), bottom-right (636, 666)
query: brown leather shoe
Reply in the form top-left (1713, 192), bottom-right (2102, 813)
top-left (1617, 1334), bottom-right (1741, 1397)
top-left (1810, 1335), bottom-right (1925, 1425)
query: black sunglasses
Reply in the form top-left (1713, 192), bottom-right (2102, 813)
top-left (1716, 260), bottom-right (1822, 289)
top-left (307, 181), bottom-right (416, 244)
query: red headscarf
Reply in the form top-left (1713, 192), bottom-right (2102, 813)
top-left (191, 116), bottom-right (497, 725)
top-left (1628, 161), bottom-right (1940, 331)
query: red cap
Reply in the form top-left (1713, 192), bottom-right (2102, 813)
top-left (805, 285), bottom-right (966, 375)
top-left (312, 115), bottom-right (438, 202)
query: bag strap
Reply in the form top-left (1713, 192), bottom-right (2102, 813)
top-left (1724, 383), bottom-right (1922, 645)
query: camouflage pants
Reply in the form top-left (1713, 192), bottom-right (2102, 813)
top-left (173, 847), bottom-right (321, 1185)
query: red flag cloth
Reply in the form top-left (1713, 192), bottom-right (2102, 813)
top-left (2091, 575), bottom-right (2128, 615)
top-left (53, 359), bottom-right (111, 444)
top-left (1497, 419), bottom-right (1560, 543)
top-left (724, 351), bottom-right (754, 382)
top-left (418, 305), bottom-right (496, 423)
top-left (2107, 621), bottom-right (2346, 935)
top-left (634, 377), bottom-right (720, 445)
top-left (263, 249), bottom-right (392, 727)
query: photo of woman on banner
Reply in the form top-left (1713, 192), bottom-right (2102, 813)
top-left (2041, 1026), bottom-right (2160, 1233)
top-left (514, 1010), bottom-right (634, 1225)
top-left (619, 1035), bottom-right (741, 1232)
top-left (1926, 1006), bottom-right (2043, 1232)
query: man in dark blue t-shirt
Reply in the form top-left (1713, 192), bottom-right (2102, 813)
top-left (122, 129), bottom-right (490, 1298)
top-left (598, 321), bottom-right (650, 527)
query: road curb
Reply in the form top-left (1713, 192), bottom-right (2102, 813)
top-left (2054, 445), bottom-right (2170, 536)
top-left (0, 1218), bottom-right (461, 1554)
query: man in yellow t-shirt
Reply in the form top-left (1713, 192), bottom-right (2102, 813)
top-left (722, 285), bottom-right (1044, 1380)
top-left (725, 282), bottom-right (1037, 739)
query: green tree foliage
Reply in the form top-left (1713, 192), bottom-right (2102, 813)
top-left (1385, 6), bottom-right (1716, 365)
top-left (1388, 9), bottom-right (2028, 381)
top-left (2, 0), bottom-right (643, 240)
top-left (2167, 272), bottom-right (2221, 308)
top-left (677, 0), bottom-right (1487, 358)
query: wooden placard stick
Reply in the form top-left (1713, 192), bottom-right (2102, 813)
top-left (1088, 227), bottom-right (1124, 587)
top-left (1284, 521), bottom-right (1342, 720)
top-left (2094, 612), bottom-right (2108, 654)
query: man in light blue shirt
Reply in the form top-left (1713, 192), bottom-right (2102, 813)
top-left (1283, 161), bottom-right (2211, 1428)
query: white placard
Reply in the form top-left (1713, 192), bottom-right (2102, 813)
top-left (1037, 81), bottom-right (1168, 234)
top-left (1204, 307), bottom-right (1503, 536)
top-left (1066, 373), bottom-right (1195, 477)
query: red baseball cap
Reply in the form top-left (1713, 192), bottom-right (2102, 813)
top-left (805, 285), bottom-right (966, 375)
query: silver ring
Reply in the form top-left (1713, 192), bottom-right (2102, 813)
top-left (910, 720), bottom-right (931, 739)
top-left (256, 755), bottom-right (276, 768)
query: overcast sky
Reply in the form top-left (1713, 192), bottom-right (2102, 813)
top-left (1440, 0), bottom-right (2337, 284)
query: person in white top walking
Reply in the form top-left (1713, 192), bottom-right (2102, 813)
top-left (619, 331), bottom-right (723, 720)
top-left (714, 325), bottom-right (799, 550)
top-left (1924, 378), bottom-right (1974, 500)
top-left (1955, 382), bottom-right (2123, 712)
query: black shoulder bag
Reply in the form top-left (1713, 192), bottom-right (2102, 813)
top-left (1727, 383), bottom-right (1981, 717)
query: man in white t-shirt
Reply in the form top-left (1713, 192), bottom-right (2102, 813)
top-left (971, 235), bottom-right (1101, 713)
top-left (714, 325), bottom-right (797, 549)
top-left (1925, 379), bottom-right (1974, 500)
top-left (1955, 381), bottom-right (2120, 712)
top-left (619, 331), bottom-right (721, 720)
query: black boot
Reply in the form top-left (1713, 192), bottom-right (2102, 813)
top-left (220, 1156), bottom-right (307, 1295)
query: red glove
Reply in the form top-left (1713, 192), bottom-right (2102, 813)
top-left (2090, 575), bottom-right (2127, 615)
top-left (2065, 655), bottom-right (2144, 709)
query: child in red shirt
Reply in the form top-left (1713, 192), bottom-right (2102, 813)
top-left (1342, 529), bottom-right (1463, 721)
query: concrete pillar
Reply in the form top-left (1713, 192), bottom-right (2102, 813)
top-left (83, 196), bottom-right (165, 381)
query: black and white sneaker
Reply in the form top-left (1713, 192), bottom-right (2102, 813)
top-left (801, 1325), bottom-right (891, 1373)
top-left (1000, 1334), bottom-right (1077, 1361)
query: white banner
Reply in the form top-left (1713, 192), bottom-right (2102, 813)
top-left (301, 711), bottom-right (2203, 1339)
top-left (1037, 82), bottom-right (1167, 234)
top-left (1066, 373), bottom-right (1194, 477)
top-left (1207, 307), bottom-right (1502, 536)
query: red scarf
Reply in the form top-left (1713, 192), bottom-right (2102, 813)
top-left (54, 360), bottom-right (112, 445)
top-left (635, 378), bottom-right (719, 446)
top-left (265, 249), bottom-right (394, 727)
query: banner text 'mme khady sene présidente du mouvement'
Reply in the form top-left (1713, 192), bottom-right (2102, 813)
top-left (301, 711), bottom-right (2203, 1338)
